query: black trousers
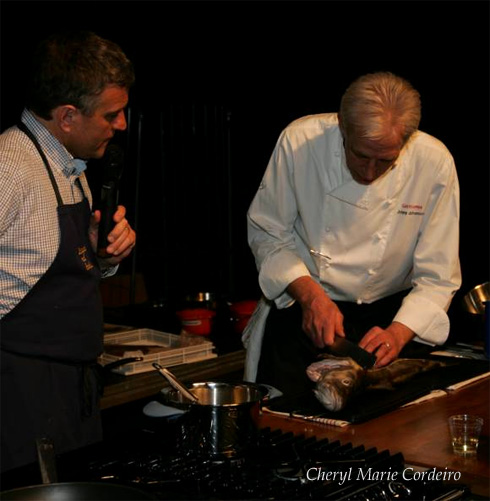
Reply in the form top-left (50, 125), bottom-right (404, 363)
top-left (256, 289), bottom-right (432, 397)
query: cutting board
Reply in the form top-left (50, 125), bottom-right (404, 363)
top-left (265, 357), bottom-right (490, 424)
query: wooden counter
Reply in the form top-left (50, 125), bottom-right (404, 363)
top-left (260, 377), bottom-right (490, 497)
top-left (101, 351), bottom-right (489, 495)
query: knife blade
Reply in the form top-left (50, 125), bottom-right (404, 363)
top-left (328, 337), bottom-right (377, 369)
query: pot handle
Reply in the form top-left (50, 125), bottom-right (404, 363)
top-left (102, 356), bottom-right (143, 373)
top-left (152, 363), bottom-right (199, 403)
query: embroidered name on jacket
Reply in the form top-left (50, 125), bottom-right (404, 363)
top-left (397, 203), bottom-right (425, 216)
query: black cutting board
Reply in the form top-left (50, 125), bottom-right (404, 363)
top-left (265, 357), bottom-right (490, 423)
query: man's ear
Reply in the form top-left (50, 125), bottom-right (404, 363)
top-left (53, 105), bottom-right (79, 133)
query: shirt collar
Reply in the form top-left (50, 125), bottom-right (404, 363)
top-left (68, 158), bottom-right (87, 176)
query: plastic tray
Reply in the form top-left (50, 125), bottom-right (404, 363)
top-left (98, 328), bottom-right (217, 375)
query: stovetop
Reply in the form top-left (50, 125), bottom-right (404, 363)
top-left (1, 412), bottom-right (473, 500)
top-left (41, 418), bottom-right (467, 500)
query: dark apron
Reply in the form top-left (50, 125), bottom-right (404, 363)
top-left (0, 123), bottom-right (104, 472)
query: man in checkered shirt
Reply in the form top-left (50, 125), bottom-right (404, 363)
top-left (0, 31), bottom-right (137, 472)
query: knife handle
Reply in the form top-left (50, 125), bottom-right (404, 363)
top-left (329, 337), bottom-right (377, 369)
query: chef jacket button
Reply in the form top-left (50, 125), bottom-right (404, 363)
top-left (325, 227), bottom-right (331, 232)
top-left (334, 151), bottom-right (340, 157)
top-left (356, 298), bottom-right (363, 305)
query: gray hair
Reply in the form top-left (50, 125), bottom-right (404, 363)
top-left (26, 31), bottom-right (135, 120)
top-left (339, 72), bottom-right (421, 145)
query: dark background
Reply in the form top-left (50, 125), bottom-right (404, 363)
top-left (1, 0), bottom-right (488, 340)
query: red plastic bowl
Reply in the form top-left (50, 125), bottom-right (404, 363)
top-left (176, 308), bottom-right (216, 336)
top-left (229, 300), bottom-right (258, 334)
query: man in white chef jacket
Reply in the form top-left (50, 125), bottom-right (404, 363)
top-left (244, 72), bottom-right (461, 396)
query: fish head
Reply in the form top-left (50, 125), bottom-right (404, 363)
top-left (306, 355), bottom-right (358, 382)
top-left (306, 355), bottom-right (364, 412)
top-left (313, 367), bottom-right (362, 411)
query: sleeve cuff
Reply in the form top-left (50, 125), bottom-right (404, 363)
top-left (393, 295), bottom-right (450, 345)
top-left (258, 254), bottom-right (310, 308)
top-left (98, 262), bottom-right (119, 279)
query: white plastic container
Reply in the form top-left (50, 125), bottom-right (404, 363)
top-left (98, 328), bottom-right (216, 375)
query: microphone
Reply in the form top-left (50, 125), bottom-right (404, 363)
top-left (97, 144), bottom-right (125, 257)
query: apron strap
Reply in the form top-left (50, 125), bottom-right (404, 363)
top-left (17, 121), bottom-right (64, 207)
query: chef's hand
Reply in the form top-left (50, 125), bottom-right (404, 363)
top-left (287, 276), bottom-right (345, 348)
top-left (359, 322), bottom-right (415, 367)
top-left (89, 205), bottom-right (136, 266)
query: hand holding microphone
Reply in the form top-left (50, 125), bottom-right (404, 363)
top-left (95, 145), bottom-right (136, 262)
top-left (97, 144), bottom-right (124, 257)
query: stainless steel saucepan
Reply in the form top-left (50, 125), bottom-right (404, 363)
top-left (161, 380), bottom-right (271, 457)
top-left (463, 282), bottom-right (489, 314)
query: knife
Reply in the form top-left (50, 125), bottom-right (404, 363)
top-left (328, 337), bottom-right (377, 369)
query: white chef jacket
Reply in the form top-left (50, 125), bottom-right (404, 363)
top-left (244, 113), bottom-right (461, 380)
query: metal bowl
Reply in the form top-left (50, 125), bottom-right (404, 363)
top-left (463, 282), bottom-right (490, 314)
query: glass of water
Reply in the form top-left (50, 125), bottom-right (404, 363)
top-left (448, 414), bottom-right (484, 457)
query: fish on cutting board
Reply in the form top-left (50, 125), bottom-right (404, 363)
top-left (306, 355), bottom-right (449, 412)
